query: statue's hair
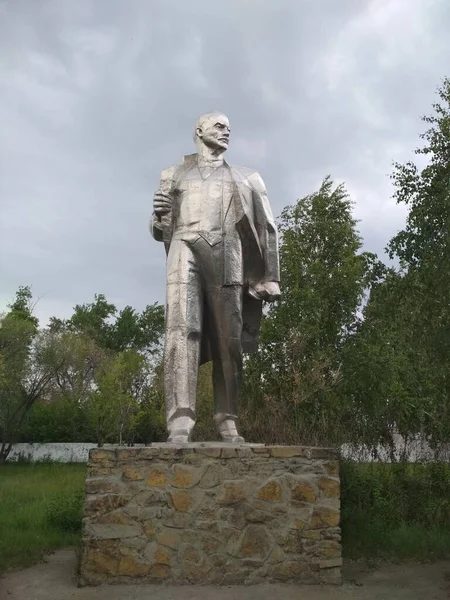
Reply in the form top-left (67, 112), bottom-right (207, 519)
top-left (193, 112), bottom-right (228, 142)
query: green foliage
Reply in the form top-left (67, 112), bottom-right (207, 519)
top-left (0, 288), bottom-right (55, 462)
top-left (0, 463), bottom-right (86, 572)
top-left (341, 461), bottom-right (450, 559)
top-left (385, 78), bottom-right (450, 448)
top-left (241, 178), bottom-right (383, 445)
top-left (49, 294), bottom-right (164, 355)
top-left (340, 79), bottom-right (450, 454)
top-left (45, 489), bottom-right (84, 533)
top-left (20, 399), bottom-right (92, 443)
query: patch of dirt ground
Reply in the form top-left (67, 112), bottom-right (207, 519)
top-left (0, 549), bottom-right (449, 600)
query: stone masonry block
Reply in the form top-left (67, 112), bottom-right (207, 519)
top-left (80, 444), bottom-right (341, 586)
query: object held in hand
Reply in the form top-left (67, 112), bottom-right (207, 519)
top-left (153, 192), bottom-right (172, 216)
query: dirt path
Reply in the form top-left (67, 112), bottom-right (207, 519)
top-left (1, 549), bottom-right (449, 600)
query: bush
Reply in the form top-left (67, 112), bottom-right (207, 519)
top-left (19, 399), bottom-right (93, 443)
top-left (44, 489), bottom-right (84, 533)
top-left (341, 461), bottom-right (450, 559)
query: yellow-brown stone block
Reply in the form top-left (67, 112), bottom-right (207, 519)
top-left (143, 523), bottom-right (155, 539)
top-left (291, 481), bottom-right (316, 503)
top-left (118, 556), bottom-right (152, 576)
top-left (170, 490), bottom-right (193, 512)
top-left (156, 531), bottom-right (178, 549)
top-left (122, 466), bottom-right (144, 481)
top-left (171, 466), bottom-right (197, 488)
top-left (216, 482), bottom-right (245, 506)
top-left (145, 469), bottom-right (167, 487)
top-left (310, 506), bottom-right (340, 529)
top-left (154, 548), bottom-right (170, 565)
top-left (96, 511), bottom-right (134, 526)
top-left (319, 477), bottom-right (340, 497)
top-left (257, 480), bottom-right (282, 502)
top-left (270, 446), bottom-right (304, 458)
top-left (86, 549), bottom-right (119, 575)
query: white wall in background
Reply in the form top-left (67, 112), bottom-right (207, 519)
top-left (6, 437), bottom-right (449, 463)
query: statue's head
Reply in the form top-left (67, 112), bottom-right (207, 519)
top-left (193, 112), bottom-right (230, 153)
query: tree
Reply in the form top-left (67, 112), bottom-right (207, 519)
top-left (241, 178), bottom-right (382, 445)
top-left (338, 78), bottom-right (450, 458)
top-left (49, 294), bottom-right (164, 355)
top-left (386, 78), bottom-right (450, 448)
top-left (0, 288), bottom-right (58, 463)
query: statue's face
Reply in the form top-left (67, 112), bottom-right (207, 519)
top-left (197, 114), bottom-right (230, 151)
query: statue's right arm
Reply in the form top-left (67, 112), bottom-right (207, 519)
top-left (149, 166), bottom-right (176, 243)
top-left (149, 214), bottom-right (164, 242)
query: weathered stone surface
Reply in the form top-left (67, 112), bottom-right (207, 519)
top-left (270, 446), bottom-right (306, 458)
top-left (122, 466), bottom-right (145, 481)
top-left (182, 544), bottom-right (202, 564)
top-left (198, 465), bottom-right (221, 488)
top-left (143, 523), bottom-right (155, 538)
top-left (154, 547), bottom-right (170, 565)
top-left (268, 560), bottom-right (309, 581)
top-left (268, 544), bottom-right (285, 564)
top-left (319, 477), bottom-right (340, 497)
top-left (96, 511), bottom-right (135, 526)
top-left (162, 510), bottom-right (192, 529)
top-left (291, 480), bottom-right (317, 503)
top-left (283, 530), bottom-right (303, 553)
top-left (310, 506), bottom-right (340, 529)
top-left (302, 529), bottom-right (321, 540)
top-left (85, 494), bottom-right (129, 515)
top-left (134, 489), bottom-right (167, 506)
top-left (170, 490), bottom-right (193, 512)
top-left (181, 558), bottom-right (212, 583)
top-left (325, 461), bottom-right (339, 477)
top-left (221, 448), bottom-right (237, 458)
top-left (85, 479), bottom-right (124, 495)
top-left (320, 556), bottom-right (343, 569)
top-left (195, 447), bottom-right (221, 458)
top-left (171, 466), bottom-right (200, 488)
top-left (318, 540), bottom-right (341, 558)
top-left (243, 501), bottom-right (274, 523)
top-left (85, 523), bottom-right (141, 540)
top-left (156, 530), bottom-right (178, 549)
top-left (85, 549), bottom-right (118, 575)
top-left (90, 449), bottom-right (115, 462)
top-left (216, 481), bottom-right (245, 506)
top-left (117, 556), bottom-right (151, 577)
top-left (257, 479), bottom-right (282, 502)
top-left (80, 445), bottom-right (341, 586)
top-left (236, 525), bottom-right (271, 560)
top-left (145, 469), bottom-right (167, 487)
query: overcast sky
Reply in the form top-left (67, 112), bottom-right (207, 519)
top-left (1, 0), bottom-right (449, 324)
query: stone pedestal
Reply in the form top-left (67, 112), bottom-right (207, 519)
top-left (79, 444), bottom-right (341, 586)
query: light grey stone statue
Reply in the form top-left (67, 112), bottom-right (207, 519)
top-left (150, 112), bottom-right (280, 443)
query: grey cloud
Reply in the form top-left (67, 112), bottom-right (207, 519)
top-left (1, 0), bottom-right (449, 324)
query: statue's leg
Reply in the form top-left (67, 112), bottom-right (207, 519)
top-left (207, 284), bottom-right (245, 443)
top-left (164, 239), bottom-right (202, 443)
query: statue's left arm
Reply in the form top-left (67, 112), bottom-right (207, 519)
top-left (250, 172), bottom-right (280, 285)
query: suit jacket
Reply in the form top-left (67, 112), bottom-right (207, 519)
top-left (150, 153), bottom-right (280, 358)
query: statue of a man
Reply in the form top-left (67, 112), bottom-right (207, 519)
top-left (150, 112), bottom-right (280, 443)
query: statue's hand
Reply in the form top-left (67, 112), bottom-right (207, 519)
top-left (251, 281), bottom-right (281, 302)
top-left (153, 191), bottom-right (172, 217)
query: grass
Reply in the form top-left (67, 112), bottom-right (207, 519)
top-left (341, 461), bottom-right (450, 561)
top-left (0, 463), bottom-right (86, 572)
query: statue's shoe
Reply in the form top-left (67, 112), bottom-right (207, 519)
top-left (217, 418), bottom-right (245, 443)
top-left (220, 433), bottom-right (245, 443)
top-left (167, 429), bottom-right (191, 444)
